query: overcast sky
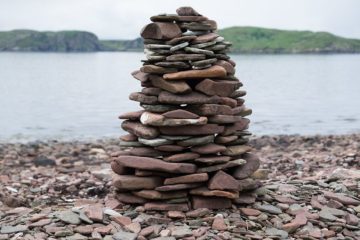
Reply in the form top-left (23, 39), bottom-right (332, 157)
top-left (1, 0), bottom-right (359, 40)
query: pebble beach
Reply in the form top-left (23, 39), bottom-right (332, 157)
top-left (0, 134), bottom-right (359, 239)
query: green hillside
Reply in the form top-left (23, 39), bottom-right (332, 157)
top-left (0, 30), bottom-right (101, 52)
top-left (1, 27), bottom-right (360, 53)
top-left (219, 26), bottom-right (360, 53)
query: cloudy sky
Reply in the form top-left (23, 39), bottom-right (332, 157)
top-left (1, 0), bottom-right (359, 40)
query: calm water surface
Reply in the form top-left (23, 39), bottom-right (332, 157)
top-left (0, 52), bottom-right (359, 142)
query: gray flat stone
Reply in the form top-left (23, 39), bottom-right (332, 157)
top-left (113, 230), bottom-right (137, 240)
top-left (1, 225), bottom-right (28, 234)
top-left (57, 210), bottom-right (81, 225)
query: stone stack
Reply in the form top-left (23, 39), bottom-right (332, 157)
top-left (112, 6), bottom-right (261, 211)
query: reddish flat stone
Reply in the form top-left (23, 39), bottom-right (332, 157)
top-left (221, 118), bottom-right (250, 136)
top-left (120, 134), bottom-right (138, 141)
top-left (191, 196), bottom-right (232, 209)
top-left (156, 183), bottom-right (203, 191)
top-left (159, 124), bottom-right (224, 136)
top-left (323, 191), bottom-right (360, 205)
top-left (113, 175), bottom-right (162, 190)
top-left (163, 66), bottom-right (227, 80)
top-left (131, 70), bottom-right (149, 82)
top-left (150, 75), bottom-right (191, 94)
top-left (115, 156), bottom-right (197, 174)
top-left (212, 215), bottom-right (227, 231)
top-left (116, 193), bottom-right (146, 204)
top-left (84, 204), bottom-right (103, 222)
top-left (222, 145), bottom-right (252, 157)
top-left (191, 143), bottom-right (226, 154)
top-left (209, 115), bottom-right (243, 124)
top-left (208, 170), bottom-right (239, 191)
top-left (240, 208), bottom-right (261, 216)
top-left (218, 97), bottom-right (237, 108)
top-left (195, 156), bottom-right (231, 165)
top-left (186, 208), bottom-right (211, 218)
top-left (187, 104), bottom-right (233, 116)
top-left (111, 216), bottom-right (132, 227)
top-left (214, 135), bottom-right (238, 144)
top-left (166, 35), bottom-right (197, 45)
top-left (233, 153), bottom-right (261, 179)
top-left (233, 193), bottom-right (256, 204)
top-left (119, 110), bottom-right (144, 120)
top-left (126, 147), bottom-right (164, 157)
top-left (129, 92), bottom-right (157, 104)
top-left (133, 190), bottom-right (187, 200)
top-left (282, 212), bottom-right (307, 233)
top-left (140, 65), bottom-right (177, 74)
top-left (195, 79), bottom-right (239, 97)
top-left (164, 173), bottom-right (208, 185)
top-left (197, 159), bottom-right (246, 173)
top-left (167, 211), bottom-right (185, 219)
top-left (192, 33), bottom-right (219, 44)
top-left (141, 22), bottom-right (182, 40)
top-left (237, 178), bottom-right (261, 191)
top-left (111, 160), bottom-right (126, 175)
top-left (176, 6), bottom-right (202, 16)
top-left (121, 120), bottom-right (159, 139)
top-left (190, 187), bottom-right (239, 199)
top-left (142, 87), bottom-right (162, 96)
top-left (155, 145), bottom-right (185, 152)
top-left (163, 152), bottom-right (200, 162)
top-left (215, 60), bottom-right (235, 75)
top-left (144, 202), bottom-right (189, 211)
top-left (162, 109), bottom-right (199, 119)
top-left (158, 91), bottom-right (221, 105)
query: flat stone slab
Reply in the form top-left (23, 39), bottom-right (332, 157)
top-left (163, 152), bottom-right (200, 162)
top-left (164, 173), bottom-right (209, 185)
top-left (156, 183), bottom-right (203, 191)
top-left (191, 196), bottom-right (232, 209)
top-left (159, 124), bottom-right (224, 136)
top-left (140, 111), bottom-right (207, 126)
top-left (121, 120), bottom-right (159, 139)
top-left (150, 75), bottom-right (191, 94)
top-left (222, 145), bottom-right (253, 156)
top-left (163, 66), bottom-right (227, 80)
top-left (194, 155), bottom-right (231, 165)
top-left (208, 170), bottom-right (239, 191)
top-left (186, 104), bottom-right (233, 116)
top-left (133, 190), bottom-right (187, 200)
top-left (144, 202), bottom-right (189, 211)
top-left (177, 135), bottom-right (214, 147)
top-left (190, 187), bottom-right (239, 199)
top-left (113, 175), bottom-right (162, 190)
top-left (162, 109), bottom-right (199, 119)
top-left (158, 91), bottom-right (221, 105)
top-left (195, 79), bottom-right (239, 97)
top-left (233, 153), bottom-right (261, 179)
top-left (115, 156), bottom-right (197, 174)
top-left (197, 159), bottom-right (246, 173)
top-left (190, 143), bottom-right (226, 154)
top-left (141, 22), bottom-right (182, 40)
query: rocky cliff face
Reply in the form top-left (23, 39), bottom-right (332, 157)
top-left (0, 30), bottom-right (101, 52)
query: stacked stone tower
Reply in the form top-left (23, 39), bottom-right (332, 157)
top-left (111, 7), bottom-right (261, 210)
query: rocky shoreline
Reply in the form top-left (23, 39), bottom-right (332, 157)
top-left (0, 134), bottom-right (359, 239)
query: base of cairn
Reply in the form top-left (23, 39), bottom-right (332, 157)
top-left (111, 6), bottom-right (261, 211)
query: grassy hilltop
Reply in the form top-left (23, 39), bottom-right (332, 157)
top-left (0, 30), bottom-right (101, 52)
top-left (1, 27), bottom-right (360, 53)
top-left (219, 26), bottom-right (360, 53)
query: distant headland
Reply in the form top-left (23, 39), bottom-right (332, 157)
top-left (1, 27), bottom-right (360, 53)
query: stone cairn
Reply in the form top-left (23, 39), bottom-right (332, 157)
top-left (111, 6), bottom-right (261, 211)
